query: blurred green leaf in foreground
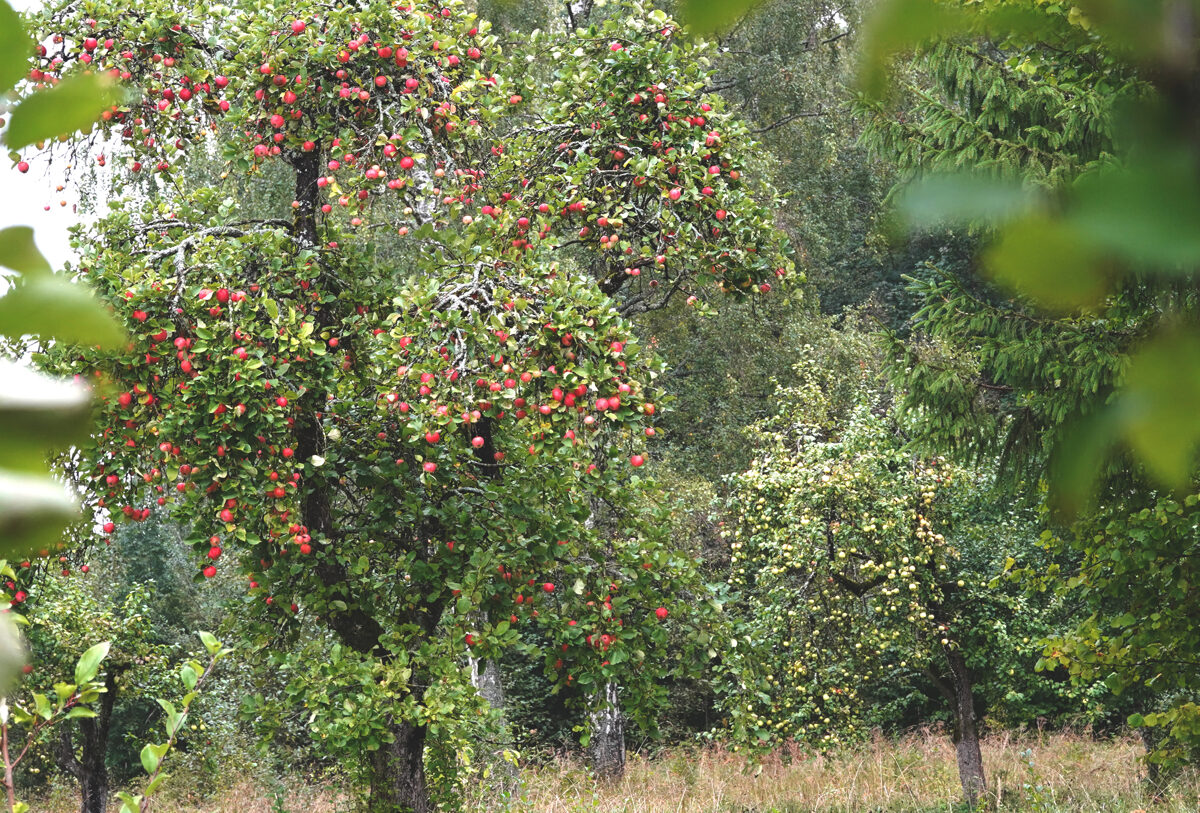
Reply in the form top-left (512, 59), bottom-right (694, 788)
top-left (862, 0), bottom-right (1200, 512)
top-left (0, 0), bottom-right (125, 559)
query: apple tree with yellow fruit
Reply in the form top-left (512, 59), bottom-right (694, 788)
top-left (718, 340), bottom-right (1077, 810)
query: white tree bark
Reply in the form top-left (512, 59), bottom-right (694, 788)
top-left (565, 0), bottom-right (594, 30)
top-left (587, 681), bottom-right (625, 780)
top-left (469, 655), bottom-right (517, 795)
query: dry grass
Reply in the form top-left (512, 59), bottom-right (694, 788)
top-left (29, 730), bottom-right (1200, 812)
top-left (32, 774), bottom-right (348, 813)
top-left (474, 730), bottom-right (1200, 812)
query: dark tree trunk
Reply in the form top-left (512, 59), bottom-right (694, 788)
top-left (79, 775), bottom-right (108, 813)
top-left (587, 682), bottom-right (625, 781)
top-left (945, 647), bottom-right (987, 808)
top-left (57, 671), bottom-right (119, 813)
top-left (367, 720), bottom-right (430, 813)
top-left (1138, 723), bottom-right (1165, 795)
top-left (287, 114), bottom-right (436, 813)
top-left (291, 147), bottom-right (321, 249)
top-left (362, 602), bottom-right (442, 812)
top-left (565, 0), bottom-right (595, 29)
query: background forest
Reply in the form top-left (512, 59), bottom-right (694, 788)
top-left (2, 0), bottom-right (1199, 811)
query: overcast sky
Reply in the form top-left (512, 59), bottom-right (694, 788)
top-left (3, 0), bottom-right (77, 270)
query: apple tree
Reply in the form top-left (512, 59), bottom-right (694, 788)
top-left (19, 0), bottom-right (790, 807)
top-left (717, 338), bottom-right (1075, 810)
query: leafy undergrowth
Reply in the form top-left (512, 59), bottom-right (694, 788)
top-left (30, 731), bottom-right (1200, 812)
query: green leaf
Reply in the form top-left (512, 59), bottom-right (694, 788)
top-left (1073, 0), bottom-right (1175, 58)
top-left (1120, 329), bottom-right (1200, 487)
top-left (1070, 156), bottom-right (1200, 270)
top-left (897, 173), bottom-right (1032, 228)
top-left (984, 216), bottom-right (1108, 311)
top-left (180, 664), bottom-right (198, 691)
top-left (140, 743), bottom-right (162, 775)
top-left (0, 227), bottom-right (53, 278)
top-left (858, 0), bottom-right (971, 98)
top-left (1048, 406), bottom-right (1122, 519)
top-left (679, 0), bottom-right (758, 34)
top-left (0, 469), bottom-right (81, 558)
top-left (75, 641), bottom-right (110, 685)
top-left (0, 361), bottom-right (93, 472)
top-left (65, 707), bottom-right (99, 719)
top-left (33, 692), bottom-right (50, 720)
top-left (0, 275), bottom-right (125, 348)
top-left (4, 73), bottom-right (122, 151)
top-left (198, 630), bottom-right (221, 656)
top-left (0, 1), bottom-right (30, 95)
top-left (1128, 712), bottom-right (1146, 727)
top-left (53, 682), bottom-right (75, 703)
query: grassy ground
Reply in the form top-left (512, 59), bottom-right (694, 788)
top-left (30, 730), bottom-right (1200, 812)
top-left (490, 730), bottom-right (1199, 812)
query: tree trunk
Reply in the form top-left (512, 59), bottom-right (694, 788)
top-left (587, 681), bottom-right (625, 781)
top-left (472, 658), bottom-right (506, 712)
top-left (945, 648), bottom-right (987, 808)
top-left (1138, 723), bottom-right (1165, 795)
top-left (367, 720), bottom-right (430, 813)
top-left (79, 774), bottom-right (108, 813)
top-left (470, 656), bottom-right (517, 797)
top-left (57, 670), bottom-right (118, 813)
top-left (565, 0), bottom-right (595, 29)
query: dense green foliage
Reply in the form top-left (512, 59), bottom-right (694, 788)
top-left (6, 0), bottom-right (1200, 810)
top-left (719, 331), bottom-right (1079, 745)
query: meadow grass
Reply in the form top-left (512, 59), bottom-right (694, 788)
top-left (484, 729), bottom-right (1198, 812)
top-left (30, 729), bottom-right (1200, 812)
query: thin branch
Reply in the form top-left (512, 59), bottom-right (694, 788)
top-left (751, 108), bottom-right (833, 134)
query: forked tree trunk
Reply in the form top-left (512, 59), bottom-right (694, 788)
top-left (945, 648), bottom-right (987, 808)
top-left (291, 145), bottom-right (431, 812)
top-left (367, 720), bottom-right (430, 813)
top-left (587, 681), bottom-right (625, 780)
top-left (57, 670), bottom-right (118, 813)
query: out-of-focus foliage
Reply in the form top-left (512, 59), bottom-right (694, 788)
top-left (859, 0), bottom-right (1200, 506)
top-left (0, 0), bottom-right (124, 561)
